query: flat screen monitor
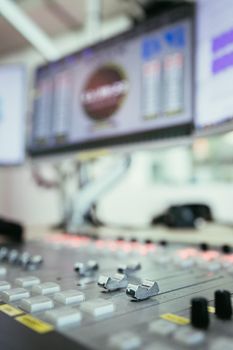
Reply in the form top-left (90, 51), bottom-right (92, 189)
top-left (196, 0), bottom-right (233, 134)
top-left (29, 4), bottom-right (194, 157)
top-left (0, 65), bottom-right (25, 165)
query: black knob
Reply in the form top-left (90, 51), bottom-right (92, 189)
top-left (215, 290), bottom-right (232, 320)
top-left (130, 238), bottom-right (137, 243)
top-left (222, 245), bottom-right (231, 254)
top-left (191, 297), bottom-right (210, 330)
top-left (145, 239), bottom-right (152, 244)
top-left (200, 243), bottom-right (209, 251)
top-left (159, 240), bottom-right (168, 246)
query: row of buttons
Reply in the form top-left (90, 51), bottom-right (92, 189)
top-left (0, 278), bottom-right (84, 304)
top-left (47, 234), bottom-right (232, 255)
top-left (0, 247), bottom-right (43, 270)
top-left (50, 237), bottom-right (233, 270)
top-left (108, 322), bottom-right (205, 350)
top-left (108, 318), bottom-right (233, 350)
top-left (109, 332), bottom-right (233, 350)
top-left (19, 290), bottom-right (85, 313)
top-left (0, 276), bottom-right (116, 328)
top-left (42, 298), bottom-right (116, 328)
top-left (150, 320), bottom-right (205, 345)
top-left (49, 235), bottom-right (233, 275)
top-left (74, 254), bottom-right (233, 274)
top-left (154, 250), bottom-right (233, 274)
top-left (73, 246), bottom-right (233, 272)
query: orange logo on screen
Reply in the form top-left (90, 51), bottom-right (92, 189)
top-left (81, 65), bottom-right (129, 121)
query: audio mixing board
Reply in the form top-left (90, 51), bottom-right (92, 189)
top-left (0, 233), bottom-right (232, 350)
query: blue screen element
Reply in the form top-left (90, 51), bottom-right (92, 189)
top-left (142, 37), bottom-right (162, 60)
top-left (164, 26), bottom-right (186, 48)
top-left (142, 25), bottom-right (186, 61)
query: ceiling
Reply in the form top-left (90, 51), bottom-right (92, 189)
top-left (0, 0), bottom-right (193, 57)
top-left (0, 0), bottom-right (146, 56)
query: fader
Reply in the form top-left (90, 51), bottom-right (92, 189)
top-left (0, 234), bottom-right (232, 350)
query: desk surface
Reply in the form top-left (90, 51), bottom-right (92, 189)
top-left (26, 223), bottom-right (233, 246)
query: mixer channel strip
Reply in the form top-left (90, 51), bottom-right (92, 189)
top-left (0, 236), bottom-right (232, 350)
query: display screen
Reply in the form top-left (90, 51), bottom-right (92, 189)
top-left (196, 0), bottom-right (233, 130)
top-left (30, 5), bottom-right (194, 156)
top-left (0, 65), bottom-right (25, 165)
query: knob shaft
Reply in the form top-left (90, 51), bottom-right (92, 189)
top-left (191, 297), bottom-right (209, 330)
top-left (215, 290), bottom-right (232, 320)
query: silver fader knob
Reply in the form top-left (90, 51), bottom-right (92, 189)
top-left (30, 255), bottom-right (43, 266)
top-left (19, 252), bottom-right (31, 267)
top-left (126, 279), bottom-right (159, 301)
top-left (0, 247), bottom-right (9, 261)
top-left (24, 255), bottom-right (43, 270)
top-left (8, 249), bottom-right (19, 264)
top-left (118, 261), bottom-right (141, 275)
top-left (98, 273), bottom-right (128, 291)
top-left (74, 260), bottom-right (99, 277)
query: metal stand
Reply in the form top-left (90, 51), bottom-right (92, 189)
top-left (67, 155), bottom-right (131, 233)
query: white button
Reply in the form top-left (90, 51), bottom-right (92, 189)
top-left (149, 319), bottom-right (177, 336)
top-left (0, 266), bottom-right (7, 276)
top-left (20, 296), bottom-right (54, 313)
top-left (109, 331), bottom-right (141, 350)
top-left (15, 276), bottom-right (41, 288)
top-left (0, 281), bottom-right (11, 292)
top-left (1, 288), bottom-right (30, 303)
top-left (155, 255), bottom-right (171, 265)
top-left (45, 307), bottom-right (82, 328)
top-left (221, 260), bottom-right (232, 269)
top-left (175, 258), bottom-right (194, 269)
top-left (81, 298), bottom-right (115, 318)
top-left (206, 262), bottom-right (221, 272)
top-left (211, 337), bottom-right (233, 350)
top-left (145, 342), bottom-right (171, 350)
top-left (54, 290), bottom-right (85, 305)
top-left (174, 327), bottom-right (205, 346)
top-left (32, 282), bottom-right (60, 295)
top-left (227, 266), bottom-right (233, 275)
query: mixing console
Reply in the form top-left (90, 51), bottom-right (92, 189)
top-left (0, 233), bottom-right (233, 350)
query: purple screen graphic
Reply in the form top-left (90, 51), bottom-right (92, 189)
top-left (212, 27), bottom-right (233, 74)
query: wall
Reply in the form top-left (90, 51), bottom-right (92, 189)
top-left (97, 152), bottom-right (233, 227)
top-left (0, 162), bottom-right (60, 225)
top-left (0, 15), bottom-right (131, 226)
top-left (0, 15), bottom-right (233, 229)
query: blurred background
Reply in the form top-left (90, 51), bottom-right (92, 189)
top-left (0, 0), bottom-right (232, 234)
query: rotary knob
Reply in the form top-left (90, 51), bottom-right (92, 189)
top-left (214, 290), bottom-right (232, 320)
top-left (191, 297), bottom-right (209, 330)
top-left (199, 243), bottom-right (209, 251)
top-left (222, 245), bottom-right (231, 254)
top-left (159, 240), bottom-right (168, 247)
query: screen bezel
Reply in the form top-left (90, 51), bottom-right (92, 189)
top-left (29, 3), bottom-right (195, 157)
top-left (194, 0), bottom-right (233, 136)
top-left (0, 64), bottom-right (26, 166)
